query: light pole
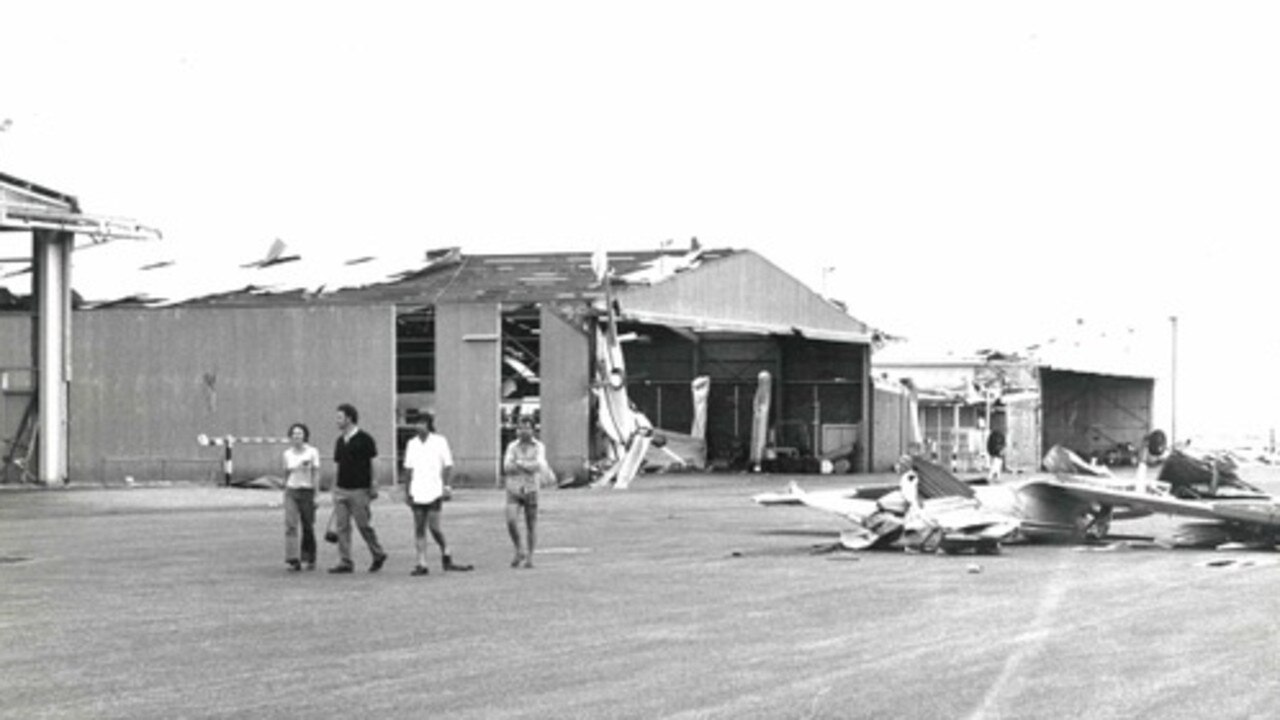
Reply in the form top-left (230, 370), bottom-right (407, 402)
top-left (1169, 315), bottom-right (1178, 446)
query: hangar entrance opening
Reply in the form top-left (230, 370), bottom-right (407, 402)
top-left (1040, 369), bottom-right (1153, 464)
top-left (620, 324), bottom-right (866, 470)
top-left (500, 305), bottom-right (541, 454)
top-left (394, 304), bottom-right (543, 471)
top-left (395, 306), bottom-right (435, 461)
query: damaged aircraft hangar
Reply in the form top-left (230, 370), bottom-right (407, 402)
top-left (0, 240), bottom-right (880, 486)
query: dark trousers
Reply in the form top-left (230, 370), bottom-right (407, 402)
top-left (333, 487), bottom-right (384, 564)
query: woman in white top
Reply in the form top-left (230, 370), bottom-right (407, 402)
top-left (282, 422), bottom-right (321, 571)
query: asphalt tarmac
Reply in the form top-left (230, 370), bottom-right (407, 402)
top-left (2, 468), bottom-right (1279, 719)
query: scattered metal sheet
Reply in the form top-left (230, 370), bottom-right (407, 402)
top-left (1197, 557), bottom-right (1278, 570)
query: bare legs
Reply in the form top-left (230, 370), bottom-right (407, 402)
top-left (411, 504), bottom-right (471, 574)
top-left (416, 507), bottom-right (448, 568)
top-left (505, 498), bottom-right (537, 568)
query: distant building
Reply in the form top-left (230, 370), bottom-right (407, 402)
top-left (874, 343), bottom-right (1157, 473)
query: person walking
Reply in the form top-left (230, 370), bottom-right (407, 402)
top-left (329, 403), bottom-right (388, 574)
top-left (987, 428), bottom-right (1007, 482)
top-left (402, 412), bottom-right (473, 576)
top-left (503, 415), bottom-right (552, 569)
top-left (282, 422), bottom-right (320, 572)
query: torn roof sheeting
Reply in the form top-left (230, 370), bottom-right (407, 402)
top-left (16, 239), bottom-right (737, 308)
top-left (3, 238), bottom-right (880, 345)
top-left (64, 242), bottom-right (464, 308)
top-left (165, 246), bottom-right (742, 308)
top-left (614, 246), bottom-right (706, 285)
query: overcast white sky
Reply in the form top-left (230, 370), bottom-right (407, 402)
top-left (3, 1), bottom-right (1278, 443)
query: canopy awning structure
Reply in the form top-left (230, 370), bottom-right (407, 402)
top-left (0, 172), bottom-right (159, 242)
top-left (1, 171), bottom-right (159, 484)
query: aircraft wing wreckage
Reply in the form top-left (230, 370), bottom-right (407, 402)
top-left (754, 461), bottom-right (1020, 554)
top-left (757, 446), bottom-right (1280, 552)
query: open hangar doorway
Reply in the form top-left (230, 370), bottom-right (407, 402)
top-left (1039, 368), bottom-right (1154, 465)
top-left (499, 304), bottom-right (541, 452)
top-left (395, 303), bottom-right (543, 484)
top-left (617, 323), bottom-right (869, 472)
top-left (395, 305), bottom-right (436, 468)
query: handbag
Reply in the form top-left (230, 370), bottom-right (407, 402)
top-left (323, 510), bottom-right (339, 544)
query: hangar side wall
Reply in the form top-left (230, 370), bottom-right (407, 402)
top-left (435, 302), bottom-right (501, 486)
top-left (1005, 395), bottom-right (1042, 471)
top-left (872, 386), bottom-right (914, 472)
top-left (1039, 369), bottom-right (1154, 460)
top-left (0, 314), bottom-right (34, 475)
top-left (71, 305), bottom-right (396, 484)
top-left (539, 306), bottom-right (590, 484)
top-left (0, 315), bottom-right (31, 366)
top-left (875, 384), bottom-right (926, 474)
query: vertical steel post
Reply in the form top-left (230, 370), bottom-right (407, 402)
top-left (34, 230), bottom-right (71, 485)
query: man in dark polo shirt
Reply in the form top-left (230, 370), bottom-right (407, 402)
top-left (329, 403), bottom-right (388, 573)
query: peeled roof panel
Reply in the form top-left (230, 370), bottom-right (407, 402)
top-left (13, 246), bottom-right (732, 308)
top-left (910, 456), bottom-right (977, 499)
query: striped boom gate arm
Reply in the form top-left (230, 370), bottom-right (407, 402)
top-left (196, 433), bottom-right (290, 486)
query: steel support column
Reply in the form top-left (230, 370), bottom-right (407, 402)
top-left (33, 229), bottom-right (72, 485)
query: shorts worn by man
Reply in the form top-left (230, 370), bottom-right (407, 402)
top-left (329, 403), bottom-right (388, 574)
top-left (402, 413), bottom-right (472, 575)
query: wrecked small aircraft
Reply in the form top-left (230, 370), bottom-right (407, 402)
top-left (758, 445), bottom-right (1280, 552)
top-left (754, 448), bottom-right (1175, 552)
top-left (1043, 447), bottom-right (1280, 550)
top-left (754, 460), bottom-right (1020, 554)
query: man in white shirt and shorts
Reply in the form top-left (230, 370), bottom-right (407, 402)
top-left (402, 412), bottom-right (473, 575)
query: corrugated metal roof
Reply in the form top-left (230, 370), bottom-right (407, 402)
top-left (310, 247), bottom-right (737, 308)
top-left (9, 241), bottom-right (738, 309)
top-left (1, 238), bottom-right (882, 345)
